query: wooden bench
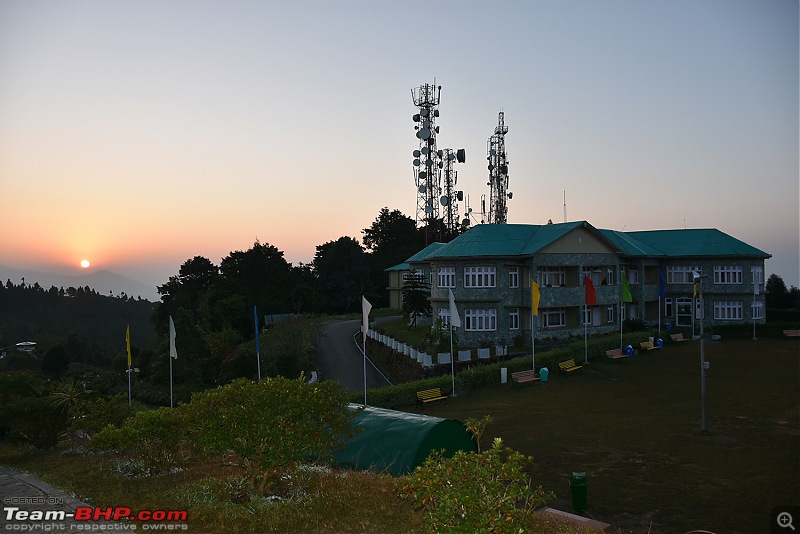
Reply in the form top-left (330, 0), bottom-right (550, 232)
top-left (640, 340), bottom-right (658, 351)
top-left (511, 369), bottom-right (540, 386)
top-left (783, 329), bottom-right (800, 337)
top-left (558, 359), bottom-right (583, 376)
top-left (416, 387), bottom-right (448, 408)
top-left (606, 349), bottom-right (627, 361)
top-left (670, 333), bottom-right (689, 342)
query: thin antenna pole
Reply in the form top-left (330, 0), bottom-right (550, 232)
top-left (563, 191), bottom-right (567, 223)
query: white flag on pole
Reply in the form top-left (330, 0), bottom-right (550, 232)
top-left (448, 289), bottom-right (461, 328)
top-left (169, 316), bottom-right (178, 360)
top-left (361, 296), bottom-right (372, 335)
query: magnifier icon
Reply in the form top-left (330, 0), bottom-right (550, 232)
top-left (778, 512), bottom-right (795, 530)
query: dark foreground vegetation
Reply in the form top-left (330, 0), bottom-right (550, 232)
top-left (2, 335), bottom-right (797, 533)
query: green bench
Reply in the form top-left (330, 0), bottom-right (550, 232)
top-left (416, 387), bottom-right (448, 408)
top-left (558, 359), bottom-right (583, 376)
top-left (511, 369), bottom-right (540, 386)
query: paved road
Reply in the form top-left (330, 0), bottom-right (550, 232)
top-left (315, 318), bottom-right (393, 393)
top-left (0, 466), bottom-right (130, 530)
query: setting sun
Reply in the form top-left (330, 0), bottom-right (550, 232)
top-left (80, 259), bottom-right (91, 269)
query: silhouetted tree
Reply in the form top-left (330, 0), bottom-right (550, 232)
top-left (312, 237), bottom-right (372, 314)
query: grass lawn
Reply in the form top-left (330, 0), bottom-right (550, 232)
top-left (412, 337), bottom-right (800, 533)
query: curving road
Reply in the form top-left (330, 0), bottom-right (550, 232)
top-left (315, 318), bottom-right (393, 394)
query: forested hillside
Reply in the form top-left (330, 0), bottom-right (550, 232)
top-left (0, 280), bottom-right (157, 364)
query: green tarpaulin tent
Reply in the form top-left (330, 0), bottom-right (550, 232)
top-left (333, 405), bottom-right (477, 476)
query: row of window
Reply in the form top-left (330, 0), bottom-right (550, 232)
top-left (439, 299), bottom-right (764, 332)
top-left (436, 265), bottom-right (764, 289)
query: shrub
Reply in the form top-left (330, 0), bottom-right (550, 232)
top-left (91, 406), bottom-right (190, 476)
top-left (401, 438), bottom-right (551, 533)
top-left (184, 377), bottom-right (355, 493)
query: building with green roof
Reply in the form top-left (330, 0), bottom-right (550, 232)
top-left (393, 221), bottom-right (769, 346)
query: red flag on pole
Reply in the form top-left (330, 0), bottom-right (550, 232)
top-left (585, 276), bottom-right (597, 306)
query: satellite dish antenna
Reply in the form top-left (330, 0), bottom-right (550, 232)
top-left (418, 185), bottom-right (426, 193)
top-left (413, 158), bottom-right (421, 166)
top-left (456, 149), bottom-right (466, 163)
top-left (413, 114), bottom-right (420, 122)
top-left (423, 120), bottom-right (431, 129)
top-left (462, 218), bottom-right (470, 227)
top-left (490, 149), bottom-right (497, 156)
top-left (426, 159), bottom-right (434, 167)
top-left (488, 164), bottom-right (494, 171)
top-left (448, 152), bottom-right (455, 161)
top-left (437, 150), bottom-right (443, 158)
top-left (420, 108), bottom-right (429, 117)
top-left (419, 171), bottom-right (427, 179)
top-left (413, 149), bottom-right (421, 157)
top-left (421, 146), bottom-right (429, 155)
top-left (425, 205), bottom-right (434, 213)
top-left (440, 196), bottom-right (449, 206)
top-left (416, 127), bottom-right (431, 139)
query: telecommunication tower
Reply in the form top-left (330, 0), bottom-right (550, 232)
top-left (487, 111), bottom-right (512, 224)
top-left (440, 148), bottom-right (467, 234)
top-left (411, 82), bottom-right (443, 228)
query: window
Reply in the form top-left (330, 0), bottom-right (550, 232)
top-left (752, 266), bottom-right (764, 292)
top-left (676, 297), bottom-right (693, 326)
top-left (752, 300), bottom-right (764, 320)
top-left (509, 309), bottom-right (520, 330)
top-left (582, 267), bottom-right (603, 286)
top-left (508, 267), bottom-right (519, 288)
top-left (539, 267), bottom-right (566, 287)
top-left (582, 307), bottom-right (591, 325)
top-left (667, 266), bottom-right (701, 284)
top-left (464, 266), bottom-right (496, 288)
top-left (605, 267), bottom-right (615, 286)
top-left (438, 308), bottom-right (452, 327)
top-left (714, 301), bottom-right (742, 320)
top-left (541, 308), bottom-right (566, 328)
top-left (438, 267), bottom-right (455, 288)
top-left (714, 266), bottom-right (742, 285)
top-left (465, 309), bottom-right (497, 331)
top-left (606, 306), bottom-right (615, 323)
top-left (664, 298), bottom-right (673, 318)
top-left (625, 268), bottom-right (640, 284)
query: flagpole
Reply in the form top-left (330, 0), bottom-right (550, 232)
top-left (584, 304), bottom-right (588, 364)
top-left (169, 350), bottom-right (173, 408)
top-left (254, 306), bottom-right (262, 381)
top-left (449, 322), bottom-right (455, 397)
top-left (361, 297), bottom-right (372, 407)
top-left (126, 325), bottom-right (132, 407)
top-left (447, 290), bottom-right (460, 397)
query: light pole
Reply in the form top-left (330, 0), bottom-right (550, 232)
top-left (695, 273), bottom-right (709, 433)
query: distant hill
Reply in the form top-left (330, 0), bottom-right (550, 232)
top-left (0, 265), bottom-right (160, 302)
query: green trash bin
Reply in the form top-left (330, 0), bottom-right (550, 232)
top-left (569, 472), bottom-right (588, 513)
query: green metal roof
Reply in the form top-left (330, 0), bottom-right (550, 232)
top-left (425, 222), bottom-right (588, 259)
top-left (414, 223), bottom-right (769, 261)
top-left (385, 242), bottom-right (446, 272)
top-left (626, 229), bottom-right (770, 258)
top-left (598, 230), bottom-right (665, 257)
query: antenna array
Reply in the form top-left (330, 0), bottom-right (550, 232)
top-left (486, 111), bottom-right (511, 224)
top-left (411, 82), bottom-right (465, 238)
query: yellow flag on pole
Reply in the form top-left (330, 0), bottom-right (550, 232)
top-left (531, 280), bottom-right (541, 316)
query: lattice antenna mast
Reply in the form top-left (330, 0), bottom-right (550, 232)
top-left (440, 147), bottom-right (466, 234)
top-left (411, 82), bottom-right (443, 228)
top-left (487, 111), bottom-right (511, 224)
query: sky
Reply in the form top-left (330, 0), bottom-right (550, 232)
top-left (1, 0), bottom-right (797, 290)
